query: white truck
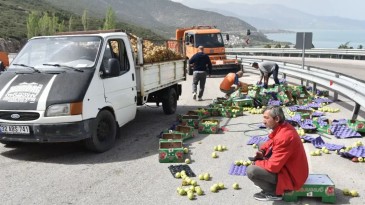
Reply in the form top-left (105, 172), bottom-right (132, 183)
top-left (0, 30), bottom-right (186, 152)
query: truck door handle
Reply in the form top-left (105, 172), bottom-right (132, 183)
top-left (132, 73), bottom-right (135, 81)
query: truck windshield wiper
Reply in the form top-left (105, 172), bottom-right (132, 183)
top-left (12, 63), bottom-right (41, 73)
top-left (43, 63), bottom-right (84, 72)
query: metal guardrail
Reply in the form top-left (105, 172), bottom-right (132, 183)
top-left (226, 48), bottom-right (365, 60)
top-left (230, 56), bottom-right (365, 120)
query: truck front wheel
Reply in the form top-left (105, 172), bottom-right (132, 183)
top-left (84, 110), bottom-right (116, 152)
top-left (162, 88), bottom-right (177, 115)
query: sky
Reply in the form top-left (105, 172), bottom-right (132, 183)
top-left (173, 0), bottom-right (365, 21)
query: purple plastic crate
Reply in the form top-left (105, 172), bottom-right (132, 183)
top-left (268, 99), bottom-right (281, 106)
top-left (311, 136), bottom-right (345, 150)
top-left (331, 125), bottom-right (362, 138)
top-left (314, 98), bottom-right (333, 104)
top-left (312, 111), bottom-right (324, 117)
top-left (301, 135), bottom-right (316, 142)
top-left (341, 146), bottom-right (365, 158)
top-left (228, 163), bottom-right (247, 176)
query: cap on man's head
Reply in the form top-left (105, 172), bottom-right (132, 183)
top-left (198, 45), bottom-right (204, 50)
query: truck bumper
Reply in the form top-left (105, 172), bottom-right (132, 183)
top-left (0, 119), bottom-right (94, 143)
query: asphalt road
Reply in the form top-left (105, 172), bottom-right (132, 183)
top-left (1, 72), bottom-right (364, 205)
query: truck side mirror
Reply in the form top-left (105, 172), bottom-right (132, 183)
top-left (226, 34), bottom-right (229, 41)
top-left (105, 58), bottom-right (120, 77)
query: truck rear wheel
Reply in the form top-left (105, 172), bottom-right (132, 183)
top-left (84, 110), bottom-right (116, 152)
top-left (162, 88), bottom-right (177, 115)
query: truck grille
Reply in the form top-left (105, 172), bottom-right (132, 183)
top-left (0, 111), bottom-right (40, 121)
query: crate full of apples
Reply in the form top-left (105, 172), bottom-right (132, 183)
top-left (198, 119), bottom-right (220, 134)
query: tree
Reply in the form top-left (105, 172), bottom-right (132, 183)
top-left (274, 43), bottom-right (281, 48)
top-left (103, 7), bottom-right (116, 30)
top-left (357, 45), bottom-right (363, 49)
top-left (68, 15), bottom-right (73, 31)
top-left (264, 44), bottom-right (271, 48)
top-left (82, 10), bottom-right (89, 31)
top-left (338, 42), bottom-right (351, 49)
top-left (26, 11), bottom-right (40, 38)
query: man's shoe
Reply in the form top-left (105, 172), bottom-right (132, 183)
top-left (198, 98), bottom-right (203, 101)
top-left (254, 192), bottom-right (282, 201)
top-left (193, 93), bottom-right (196, 100)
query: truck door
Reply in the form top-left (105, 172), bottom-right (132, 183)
top-left (185, 33), bottom-right (196, 59)
top-left (101, 38), bottom-right (137, 126)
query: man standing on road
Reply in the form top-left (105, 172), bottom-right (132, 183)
top-left (252, 61), bottom-right (280, 89)
top-left (246, 105), bottom-right (309, 201)
top-left (189, 45), bottom-right (212, 101)
top-left (219, 70), bottom-right (245, 99)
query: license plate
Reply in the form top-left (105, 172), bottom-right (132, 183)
top-left (0, 125), bottom-right (30, 134)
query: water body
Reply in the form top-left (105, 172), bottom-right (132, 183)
top-left (265, 29), bottom-right (365, 48)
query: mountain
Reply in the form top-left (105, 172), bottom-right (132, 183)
top-left (179, 0), bottom-right (365, 30)
top-left (43, 0), bottom-right (261, 38)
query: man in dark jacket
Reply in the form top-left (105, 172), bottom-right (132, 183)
top-left (189, 46), bottom-right (212, 101)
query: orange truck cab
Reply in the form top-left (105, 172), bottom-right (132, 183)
top-left (0, 51), bottom-right (9, 71)
top-left (171, 26), bottom-right (241, 75)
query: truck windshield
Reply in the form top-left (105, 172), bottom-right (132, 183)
top-left (11, 36), bottom-right (101, 70)
top-left (195, 33), bottom-right (224, 48)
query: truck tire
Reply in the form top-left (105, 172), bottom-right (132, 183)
top-left (162, 88), bottom-right (177, 115)
top-left (84, 110), bottom-right (116, 153)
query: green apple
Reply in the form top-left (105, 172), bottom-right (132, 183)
top-left (196, 188), bottom-right (203, 195)
top-left (198, 174), bottom-right (204, 180)
top-left (246, 160), bottom-right (252, 165)
top-left (252, 144), bottom-right (258, 149)
top-left (217, 145), bottom-right (223, 152)
top-left (210, 185), bottom-right (218, 192)
top-left (358, 157), bottom-right (364, 162)
top-left (212, 152), bottom-right (218, 158)
top-left (178, 188), bottom-right (186, 196)
top-left (310, 151), bottom-right (316, 156)
top-left (187, 192), bottom-right (195, 200)
top-left (194, 186), bottom-right (202, 192)
top-left (185, 158), bottom-right (191, 164)
top-left (183, 147), bottom-right (189, 154)
top-left (203, 173), bottom-right (210, 181)
top-left (214, 146), bottom-right (218, 151)
top-left (190, 180), bottom-right (197, 186)
top-left (323, 149), bottom-right (330, 154)
top-left (235, 160), bottom-right (241, 166)
top-left (232, 183), bottom-right (239, 190)
top-left (342, 188), bottom-right (350, 195)
top-left (350, 190), bottom-right (359, 197)
top-left (218, 182), bottom-right (225, 189)
top-left (175, 172), bottom-right (181, 178)
top-left (222, 145), bottom-right (227, 150)
top-left (315, 150), bottom-right (321, 156)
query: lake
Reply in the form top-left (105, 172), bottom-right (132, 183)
top-left (265, 29), bottom-right (365, 48)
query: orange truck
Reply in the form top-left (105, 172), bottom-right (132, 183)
top-left (168, 25), bottom-right (242, 75)
top-left (0, 51), bottom-right (9, 71)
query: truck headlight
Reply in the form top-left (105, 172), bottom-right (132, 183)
top-left (45, 102), bottom-right (82, 117)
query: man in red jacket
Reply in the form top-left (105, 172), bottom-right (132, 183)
top-left (246, 105), bottom-right (309, 201)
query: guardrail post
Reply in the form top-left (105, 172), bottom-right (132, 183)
top-left (312, 82), bottom-right (317, 95)
top-left (351, 103), bottom-right (360, 120)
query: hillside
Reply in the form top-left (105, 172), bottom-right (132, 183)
top-left (43, 0), bottom-right (265, 39)
top-left (0, 0), bottom-right (165, 52)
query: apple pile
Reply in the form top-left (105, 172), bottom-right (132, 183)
top-left (198, 173), bottom-right (211, 181)
top-left (234, 159), bottom-right (252, 166)
top-left (343, 188), bottom-right (359, 197)
top-left (210, 182), bottom-right (225, 193)
top-left (297, 128), bottom-right (305, 136)
top-left (249, 107), bottom-right (264, 114)
top-left (214, 144), bottom-right (227, 152)
top-left (318, 106), bottom-right (340, 113)
top-left (310, 149), bottom-right (322, 156)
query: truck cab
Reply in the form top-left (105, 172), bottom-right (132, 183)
top-left (174, 26), bottom-right (241, 75)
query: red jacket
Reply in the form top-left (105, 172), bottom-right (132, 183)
top-left (255, 122), bottom-right (309, 195)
